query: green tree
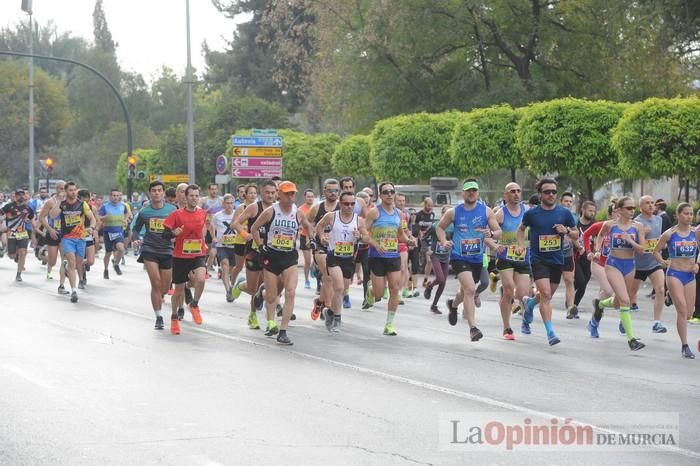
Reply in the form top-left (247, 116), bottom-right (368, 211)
top-left (116, 149), bottom-right (164, 193)
top-left (516, 98), bottom-right (626, 199)
top-left (451, 105), bottom-right (522, 181)
top-left (281, 130), bottom-right (341, 189)
top-left (613, 97), bottom-right (700, 200)
top-left (370, 112), bottom-right (460, 183)
top-left (331, 135), bottom-right (372, 178)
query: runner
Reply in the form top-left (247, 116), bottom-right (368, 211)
top-left (340, 177), bottom-right (369, 308)
top-left (424, 206), bottom-right (451, 314)
top-left (250, 181), bottom-right (314, 345)
top-left (414, 197), bottom-right (435, 290)
top-left (131, 180), bottom-right (177, 330)
top-left (38, 181), bottom-right (67, 284)
top-left (99, 189), bottom-right (130, 279)
top-left (306, 179), bottom-right (340, 320)
top-left (201, 183), bottom-right (223, 273)
top-left (653, 203), bottom-right (698, 359)
top-left (630, 195), bottom-right (668, 333)
top-left (1, 189), bottom-right (35, 282)
top-left (493, 182), bottom-right (530, 340)
top-left (573, 201), bottom-right (596, 313)
top-left (227, 183), bottom-right (257, 299)
top-left (28, 186), bottom-right (49, 262)
top-left (78, 189), bottom-right (98, 288)
top-left (437, 179), bottom-right (500, 341)
top-left (559, 192), bottom-right (578, 319)
top-left (516, 178), bottom-right (578, 346)
top-left (211, 194), bottom-right (237, 301)
top-left (355, 191), bottom-right (372, 308)
top-left (231, 180), bottom-right (278, 330)
top-left (593, 197), bottom-right (647, 350)
top-left (51, 182), bottom-right (97, 303)
top-left (298, 189), bottom-right (315, 289)
top-left (162, 184), bottom-right (208, 335)
top-left (395, 192), bottom-right (416, 304)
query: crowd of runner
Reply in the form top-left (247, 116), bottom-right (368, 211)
top-left (1, 177), bottom-right (699, 358)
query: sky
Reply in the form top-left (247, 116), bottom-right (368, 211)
top-left (1, 0), bottom-right (244, 80)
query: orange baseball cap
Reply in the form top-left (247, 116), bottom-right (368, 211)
top-left (278, 181), bottom-right (297, 193)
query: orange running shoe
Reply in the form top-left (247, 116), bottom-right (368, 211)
top-left (190, 303), bottom-right (203, 325)
top-left (503, 328), bottom-right (516, 341)
top-left (171, 318), bottom-right (181, 335)
top-left (167, 288), bottom-right (175, 296)
top-left (311, 298), bottom-right (323, 320)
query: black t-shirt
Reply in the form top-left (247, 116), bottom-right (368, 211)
top-left (413, 209), bottom-right (435, 238)
top-left (1, 202), bottom-right (34, 234)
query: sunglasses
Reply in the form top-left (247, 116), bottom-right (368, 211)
top-left (382, 189), bottom-right (396, 195)
top-left (623, 206), bottom-right (635, 211)
top-left (342, 201), bottom-right (356, 207)
top-left (541, 189), bottom-right (557, 195)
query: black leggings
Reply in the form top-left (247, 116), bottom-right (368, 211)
top-left (574, 255), bottom-right (592, 306)
top-left (430, 258), bottom-right (449, 306)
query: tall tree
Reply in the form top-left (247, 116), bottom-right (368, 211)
top-left (93, 0), bottom-right (116, 53)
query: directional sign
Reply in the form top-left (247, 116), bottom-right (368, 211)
top-left (150, 174), bottom-right (189, 183)
top-left (215, 154), bottom-right (227, 174)
top-left (231, 136), bottom-right (283, 148)
top-left (232, 157), bottom-right (283, 168)
top-left (231, 147), bottom-right (283, 157)
top-left (251, 128), bottom-right (279, 136)
top-left (232, 167), bottom-right (283, 178)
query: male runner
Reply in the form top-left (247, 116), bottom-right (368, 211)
top-left (1, 189), bottom-right (35, 282)
top-left (78, 189), bottom-right (99, 288)
top-left (201, 183), bottom-right (223, 272)
top-left (573, 201), bottom-right (596, 313)
top-left (413, 197), bottom-right (435, 289)
top-left (560, 192), bottom-right (578, 319)
top-left (38, 181), bottom-right (67, 284)
top-left (298, 189), bottom-right (316, 289)
top-left (211, 194), bottom-right (237, 301)
top-left (99, 189), bottom-right (130, 279)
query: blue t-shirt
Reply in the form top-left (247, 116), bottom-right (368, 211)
top-left (131, 203), bottom-right (177, 255)
top-left (522, 204), bottom-right (576, 265)
top-left (99, 202), bottom-right (128, 233)
top-left (450, 202), bottom-right (488, 264)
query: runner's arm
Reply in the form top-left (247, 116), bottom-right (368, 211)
top-left (250, 207), bottom-right (274, 247)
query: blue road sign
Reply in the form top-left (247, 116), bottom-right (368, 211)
top-left (231, 136), bottom-right (283, 147)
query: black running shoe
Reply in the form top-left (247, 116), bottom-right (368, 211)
top-left (15, 273), bottom-right (22, 282)
top-left (177, 307), bottom-right (185, 321)
top-left (447, 298), bottom-right (458, 326)
top-left (291, 313), bottom-right (296, 321)
top-left (470, 326), bottom-right (483, 342)
top-left (592, 298), bottom-right (603, 321)
top-left (113, 260), bottom-right (122, 276)
top-left (628, 338), bottom-right (645, 351)
top-left (58, 285), bottom-right (69, 295)
top-left (264, 325), bottom-right (279, 337)
top-left (430, 305), bottom-right (442, 314)
top-left (103, 270), bottom-right (109, 280)
top-left (154, 316), bottom-right (164, 330)
top-left (276, 332), bottom-right (293, 345)
top-left (184, 287), bottom-right (193, 305)
top-left (78, 280), bottom-right (85, 290)
top-left (276, 303), bottom-right (283, 317)
top-left (325, 309), bottom-right (334, 331)
top-left (424, 284), bottom-right (433, 300)
top-left (254, 285), bottom-right (265, 311)
top-left (70, 291), bottom-right (78, 303)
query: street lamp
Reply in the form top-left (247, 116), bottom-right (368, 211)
top-left (185, 0), bottom-right (195, 183)
top-left (21, 0), bottom-right (35, 192)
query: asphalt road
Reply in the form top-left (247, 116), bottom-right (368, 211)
top-left (1, 252), bottom-right (699, 465)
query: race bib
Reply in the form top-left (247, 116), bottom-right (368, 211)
top-left (538, 234), bottom-right (561, 252)
top-left (64, 214), bottom-right (81, 227)
top-left (183, 239), bottom-right (202, 255)
top-left (644, 238), bottom-right (658, 254)
top-left (460, 238), bottom-right (481, 256)
top-left (221, 234), bottom-right (236, 246)
top-left (435, 242), bottom-right (447, 254)
top-left (272, 234), bottom-right (294, 250)
top-left (334, 241), bottom-right (354, 256)
top-left (149, 218), bottom-right (164, 233)
top-left (379, 237), bottom-right (398, 252)
top-left (672, 240), bottom-right (697, 258)
top-left (108, 231), bottom-right (123, 241)
top-left (14, 230), bottom-right (29, 240)
top-left (506, 245), bottom-right (526, 261)
top-left (611, 233), bottom-right (631, 249)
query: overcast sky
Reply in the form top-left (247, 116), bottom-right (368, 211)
top-left (2, 0), bottom-right (244, 80)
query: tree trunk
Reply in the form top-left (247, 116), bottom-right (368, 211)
top-left (586, 177), bottom-right (594, 201)
top-left (510, 167), bottom-right (516, 182)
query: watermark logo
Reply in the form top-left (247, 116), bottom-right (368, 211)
top-left (439, 412), bottom-right (679, 452)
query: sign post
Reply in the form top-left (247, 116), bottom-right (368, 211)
top-left (230, 130), bottom-right (283, 180)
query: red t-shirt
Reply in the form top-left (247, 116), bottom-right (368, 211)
top-left (163, 207), bottom-right (208, 258)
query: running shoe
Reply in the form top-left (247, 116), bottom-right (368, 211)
top-left (276, 304), bottom-right (283, 317)
top-left (383, 288), bottom-right (389, 299)
top-left (113, 259), bottom-right (122, 276)
top-left (548, 333), bottom-right (561, 346)
top-left (15, 273), bottom-right (22, 282)
top-left (361, 301), bottom-right (372, 310)
top-left (170, 318), bottom-right (180, 335)
top-left (474, 295), bottom-right (481, 308)
top-left (521, 321), bottom-right (531, 335)
top-left (226, 287), bottom-right (234, 303)
top-left (311, 298), bottom-right (323, 320)
top-left (343, 295), bottom-right (351, 309)
top-left (503, 328), bottom-right (515, 341)
top-left (587, 319), bottom-right (600, 338)
top-left (399, 299), bottom-right (405, 305)
top-left (489, 272), bottom-right (499, 293)
top-left (70, 291), bottom-right (78, 303)
top-left (365, 284), bottom-right (375, 306)
top-left (628, 338), bottom-right (645, 351)
top-left (447, 298), bottom-right (458, 326)
top-left (103, 270), bottom-right (109, 280)
top-left (424, 284), bottom-right (433, 300)
top-left (681, 345), bottom-right (695, 359)
top-left (511, 303), bottom-right (521, 315)
top-left (523, 296), bottom-right (535, 324)
top-left (46, 271), bottom-right (54, 280)
top-left (264, 322), bottom-right (279, 337)
top-left (383, 324), bottom-right (397, 336)
top-left (689, 317), bottom-right (700, 325)
top-left (430, 305), bottom-right (442, 315)
top-left (184, 287), bottom-right (193, 305)
top-left (618, 321), bottom-right (626, 335)
top-left (401, 288), bottom-right (411, 299)
top-left (58, 285), bottom-right (69, 295)
top-left (78, 280), bottom-right (85, 290)
top-left (247, 312), bottom-right (260, 329)
top-left (566, 305), bottom-right (579, 319)
top-left (664, 292), bottom-right (672, 307)
top-left (630, 303), bottom-right (639, 311)
top-left (470, 327), bottom-right (483, 342)
top-left (291, 312), bottom-right (297, 321)
top-left (189, 302), bottom-right (203, 325)
top-left (177, 307), bottom-right (185, 321)
top-left (155, 316), bottom-right (164, 330)
top-left (331, 319), bottom-right (341, 333)
top-left (325, 309), bottom-right (334, 332)
top-left (652, 322), bottom-right (667, 333)
top-left (276, 332), bottom-right (293, 345)
top-left (412, 289), bottom-right (420, 298)
top-left (304, 279), bottom-right (311, 289)
top-left (254, 285), bottom-right (265, 311)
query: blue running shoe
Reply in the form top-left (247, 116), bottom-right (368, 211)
top-left (587, 319), bottom-right (600, 338)
top-left (651, 322), bottom-right (667, 333)
top-left (521, 321), bottom-right (531, 335)
top-left (548, 333), bottom-right (561, 346)
top-left (523, 297), bottom-right (535, 324)
top-left (618, 321), bottom-right (626, 335)
top-left (343, 294), bottom-right (351, 309)
top-left (304, 279), bottom-right (311, 289)
top-left (630, 303), bottom-right (639, 311)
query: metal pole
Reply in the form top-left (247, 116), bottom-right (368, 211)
top-left (28, 11), bottom-right (35, 192)
top-left (185, 0), bottom-right (195, 184)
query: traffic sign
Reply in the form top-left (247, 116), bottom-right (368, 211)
top-left (251, 128), bottom-right (279, 136)
top-left (215, 154), bottom-right (227, 174)
top-left (232, 167), bottom-right (283, 178)
top-left (232, 157), bottom-right (283, 168)
top-left (215, 174), bottom-right (231, 185)
top-left (231, 136), bottom-right (283, 147)
top-left (149, 174), bottom-right (190, 183)
top-left (231, 146), bottom-right (282, 157)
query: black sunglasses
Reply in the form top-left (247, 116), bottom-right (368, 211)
top-left (382, 189), bottom-right (396, 195)
top-left (342, 201), bottom-right (356, 207)
top-left (541, 189), bottom-right (557, 195)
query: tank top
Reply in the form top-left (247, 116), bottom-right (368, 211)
top-left (496, 203), bottom-right (529, 263)
top-left (232, 202), bottom-right (252, 245)
top-left (247, 201), bottom-right (265, 251)
top-left (60, 199), bottom-right (88, 239)
top-left (265, 203), bottom-right (299, 252)
top-left (369, 205), bottom-right (401, 258)
top-left (667, 230), bottom-right (698, 259)
top-left (328, 212), bottom-right (358, 258)
top-left (609, 224), bottom-right (637, 250)
top-left (451, 202), bottom-right (487, 264)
